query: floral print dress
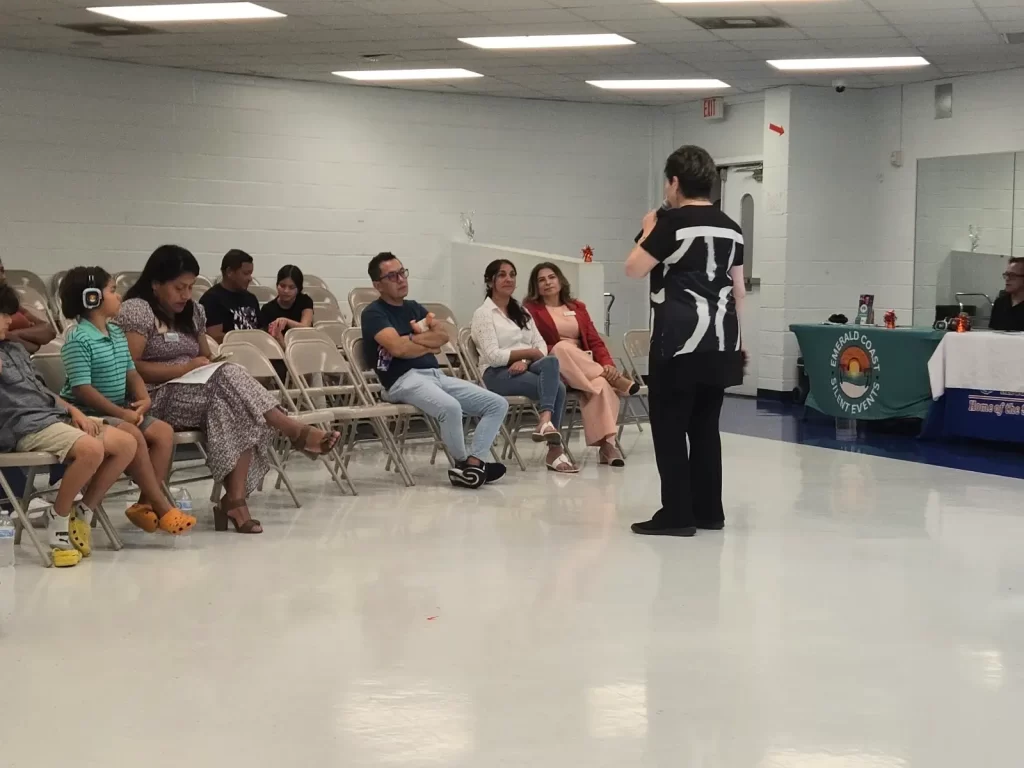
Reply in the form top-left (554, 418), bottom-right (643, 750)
top-left (116, 298), bottom-right (277, 496)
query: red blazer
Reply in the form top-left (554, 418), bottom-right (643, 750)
top-left (524, 299), bottom-right (614, 367)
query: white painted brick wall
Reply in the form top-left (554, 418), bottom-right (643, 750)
top-left (0, 49), bottom-right (653, 339)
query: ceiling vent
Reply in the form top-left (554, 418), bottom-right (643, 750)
top-left (58, 22), bottom-right (163, 36)
top-left (360, 53), bottom-right (404, 63)
top-left (1003, 32), bottom-right (1024, 45)
top-left (688, 17), bottom-right (790, 30)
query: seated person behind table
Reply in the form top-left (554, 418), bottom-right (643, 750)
top-left (58, 266), bottom-right (195, 536)
top-left (0, 282), bottom-right (137, 567)
top-left (199, 248), bottom-right (260, 342)
top-left (989, 257), bottom-right (1024, 332)
top-left (0, 256), bottom-right (56, 353)
top-left (361, 252), bottom-right (509, 489)
top-left (470, 259), bottom-right (576, 474)
top-left (260, 264), bottom-right (314, 342)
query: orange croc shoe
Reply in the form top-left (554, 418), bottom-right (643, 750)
top-left (158, 508), bottom-right (196, 535)
top-left (125, 504), bottom-right (159, 533)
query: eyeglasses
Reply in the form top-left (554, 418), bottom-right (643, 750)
top-left (379, 268), bottom-right (410, 283)
top-left (1002, 272), bottom-right (1024, 281)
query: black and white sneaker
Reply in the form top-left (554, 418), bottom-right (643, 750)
top-left (448, 461), bottom-right (485, 489)
top-left (483, 462), bottom-right (506, 484)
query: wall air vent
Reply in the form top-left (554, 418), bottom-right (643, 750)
top-left (687, 17), bottom-right (790, 30)
top-left (59, 22), bottom-right (163, 36)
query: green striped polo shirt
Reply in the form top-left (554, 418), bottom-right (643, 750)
top-left (60, 319), bottom-right (135, 409)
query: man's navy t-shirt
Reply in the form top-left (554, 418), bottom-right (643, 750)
top-left (360, 298), bottom-right (438, 389)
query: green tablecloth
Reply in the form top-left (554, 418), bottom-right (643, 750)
top-left (790, 324), bottom-right (945, 420)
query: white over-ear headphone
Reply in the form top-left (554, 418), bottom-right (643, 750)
top-left (82, 271), bottom-right (103, 311)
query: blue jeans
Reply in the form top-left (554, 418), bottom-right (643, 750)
top-left (482, 356), bottom-right (566, 428)
top-left (386, 369), bottom-right (509, 463)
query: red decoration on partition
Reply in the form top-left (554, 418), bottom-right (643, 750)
top-left (581, 245), bottom-right (594, 263)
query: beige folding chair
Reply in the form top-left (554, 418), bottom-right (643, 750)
top-left (283, 327), bottom-right (334, 348)
top-left (35, 339), bottom-right (64, 354)
top-left (249, 284), bottom-right (277, 304)
top-left (192, 284), bottom-right (209, 303)
top-left (452, 327), bottom-right (530, 470)
top-left (313, 304), bottom-right (348, 326)
top-left (347, 287), bottom-right (378, 323)
top-left (622, 330), bottom-right (651, 413)
top-left (600, 332), bottom-right (645, 444)
top-left (205, 335), bottom-right (220, 358)
top-left (286, 337), bottom-right (418, 488)
top-left (421, 302), bottom-right (458, 326)
top-left (13, 285), bottom-right (59, 333)
top-left (0, 453), bottom-right (121, 567)
top-left (350, 300), bottom-right (376, 327)
top-left (114, 271), bottom-right (141, 297)
top-left (218, 340), bottom-right (350, 499)
top-left (222, 329), bottom-right (284, 362)
top-left (5, 270), bottom-right (49, 299)
top-left (314, 321), bottom-right (348, 348)
top-left (303, 274), bottom-right (330, 290)
top-left (50, 271), bottom-right (68, 301)
top-left (194, 275), bottom-right (214, 289)
top-left (31, 353), bottom-right (66, 394)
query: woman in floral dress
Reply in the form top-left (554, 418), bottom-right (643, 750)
top-left (117, 245), bottom-right (339, 534)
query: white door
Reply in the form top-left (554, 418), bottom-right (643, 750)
top-left (721, 165), bottom-right (761, 397)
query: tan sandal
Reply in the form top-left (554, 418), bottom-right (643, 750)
top-left (599, 443), bottom-right (625, 467)
top-left (291, 425), bottom-right (341, 460)
top-left (611, 372), bottom-right (641, 396)
top-left (213, 498), bottom-right (262, 534)
top-left (125, 503), bottom-right (159, 533)
top-left (158, 508), bottom-right (196, 535)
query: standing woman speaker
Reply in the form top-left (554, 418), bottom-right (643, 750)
top-left (624, 145), bottom-right (747, 536)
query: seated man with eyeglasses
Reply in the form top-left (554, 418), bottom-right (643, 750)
top-left (990, 258), bottom-right (1024, 332)
top-left (361, 252), bottom-right (509, 489)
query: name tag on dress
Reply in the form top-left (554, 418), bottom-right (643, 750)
top-left (563, 310), bottom-right (576, 317)
top-left (164, 332), bottom-right (180, 342)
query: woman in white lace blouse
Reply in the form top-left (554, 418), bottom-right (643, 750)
top-left (470, 259), bottom-right (576, 473)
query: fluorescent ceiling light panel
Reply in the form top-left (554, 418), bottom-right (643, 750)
top-left (459, 33), bottom-right (634, 50)
top-left (333, 69), bottom-right (483, 81)
top-left (87, 3), bottom-right (284, 22)
top-left (767, 56), bottom-right (929, 71)
top-left (587, 79), bottom-right (730, 90)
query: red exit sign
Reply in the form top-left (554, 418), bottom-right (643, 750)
top-left (702, 97), bottom-right (725, 121)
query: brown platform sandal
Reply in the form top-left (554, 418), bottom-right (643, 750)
top-left (213, 498), bottom-right (262, 534)
top-left (158, 508), bottom-right (197, 535)
top-left (291, 426), bottom-right (342, 460)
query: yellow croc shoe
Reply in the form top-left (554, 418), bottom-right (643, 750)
top-left (68, 504), bottom-right (94, 557)
top-left (52, 547), bottom-right (82, 568)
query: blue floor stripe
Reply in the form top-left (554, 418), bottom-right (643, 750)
top-left (720, 396), bottom-right (1024, 480)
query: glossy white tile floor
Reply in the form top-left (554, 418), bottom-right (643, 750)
top-left (4, 431), bottom-right (1024, 768)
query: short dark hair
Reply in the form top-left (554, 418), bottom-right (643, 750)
top-left (0, 283), bottom-right (20, 316)
top-left (1009, 257), bottom-right (1024, 268)
top-left (125, 245), bottom-right (202, 334)
top-left (60, 266), bottom-right (112, 319)
top-left (368, 252), bottom-right (399, 282)
top-left (664, 144), bottom-right (718, 200)
top-left (221, 249), bottom-right (253, 274)
top-left (276, 264), bottom-right (304, 293)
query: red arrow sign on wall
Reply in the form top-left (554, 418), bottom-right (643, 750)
top-left (769, 123), bottom-right (785, 136)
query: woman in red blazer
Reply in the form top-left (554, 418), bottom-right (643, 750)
top-left (524, 263), bottom-right (638, 466)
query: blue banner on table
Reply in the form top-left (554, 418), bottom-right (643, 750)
top-left (791, 324), bottom-right (945, 420)
top-left (923, 390), bottom-right (1024, 444)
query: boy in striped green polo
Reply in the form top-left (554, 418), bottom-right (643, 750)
top-left (59, 267), bottom-right (195, 536)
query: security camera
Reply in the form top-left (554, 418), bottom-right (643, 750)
top-left (833, 78), bottom-right (847, 93)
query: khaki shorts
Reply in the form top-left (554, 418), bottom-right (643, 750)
top-left (15, 419), bottom-right (105, 462)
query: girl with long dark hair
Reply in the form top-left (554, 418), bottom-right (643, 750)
top-left (259, 264), bottom-right (315, 342)
top-left (470, 259), bottom-right (575, 473)
top-left (117, 245), bottom-right (340, 534)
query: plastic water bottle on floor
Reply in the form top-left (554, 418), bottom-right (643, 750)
top-left (173, 488), bottom-right (193, 516)
top-left (0, 515), bottom-right (15, 569)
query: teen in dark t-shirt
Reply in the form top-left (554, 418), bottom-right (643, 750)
top-left (260, 265), bottom-right (315, 342)
top-left (200, 249), bottom-right (259, 342)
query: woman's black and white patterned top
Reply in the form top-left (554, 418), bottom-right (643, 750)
top-left (641, 204), bottom-right (744, 364)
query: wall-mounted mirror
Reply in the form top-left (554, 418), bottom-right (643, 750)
top-left (913, 152), bottom-right (1022, 326)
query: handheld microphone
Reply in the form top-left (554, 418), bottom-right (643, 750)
top-left (634, 201), bottom-right (670, 243)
